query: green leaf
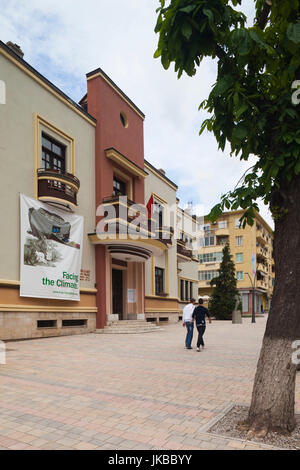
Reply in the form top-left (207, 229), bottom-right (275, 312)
top-left (235, 103), bottom-right (248, 119)
top-left (203, 8), bottom-right (214, 24)
top-left (181, 21), bottom-right (193, 40)
top-left (287, 23), bottom-right (300, 44)
top-left (179, 5), bottom-right (196, 14)
top-left (232, 123), bottom-right (248, 141)
top-left (210, 75), bottom-right (235, 97)
top-left (161, 53), bottom-right (170, 70)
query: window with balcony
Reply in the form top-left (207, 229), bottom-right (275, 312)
top-left (155, 267), bottom-right (164, 296)
top-left (113, 176), bottom-right (126, 196)
top-left (42, 134), bottom-right (66, 173)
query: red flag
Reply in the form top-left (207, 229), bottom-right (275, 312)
top-left (146, 195), bottom-right (154, 219)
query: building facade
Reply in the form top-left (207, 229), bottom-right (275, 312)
top-left (197, 210), bottom-right (274, 315)
top-left (0, 41), bottom-right (200, 340)
top-left (0, 41), bottom-right (97, 340)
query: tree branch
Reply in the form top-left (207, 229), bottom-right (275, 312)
top-left (256, 1), bottom-right (272, 31)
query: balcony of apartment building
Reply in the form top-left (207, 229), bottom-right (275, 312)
top-left (256, 224), bottom-right (269, 246)
top-left (37, 168), bottom-right (80, 207)
top-left (216, 234), bottom-right (229, 246)
top-left (214, 226), bottom-right (229, 237)
top-left (256, 261), bottom-right (268, 275)
top-left (177, 239), bottom-right (194, 261)
top-left (256, 272), bottom-right (268, 291)
top-left (89, 195), bottom-right (170, 261)
top-left (177, 232), bottom-right (198, 262)
top-left (256, 243), bottom-right (268, 260)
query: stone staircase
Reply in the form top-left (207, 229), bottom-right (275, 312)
top-left (95, 320), bottom-right (162, 334)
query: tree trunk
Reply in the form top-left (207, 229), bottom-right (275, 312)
top-left (247, 176), bottom-right (300, 434)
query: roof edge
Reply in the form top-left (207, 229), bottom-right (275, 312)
top-left (144, 159), bottom-right (178, 190)
top-left (86, 67), bottom-right (145, 119)
top-left (0, 40), bottom-right (97, 125)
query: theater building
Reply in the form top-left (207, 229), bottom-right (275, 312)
top-left (0, 41), bottom-right (200, 339)
top-left (0, 41), bottom-right (97, 340)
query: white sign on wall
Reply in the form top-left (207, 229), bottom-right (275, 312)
top-left (20, 194), bottom-right (83, 301)
top-left (127, 289), bottom-right (136, 304)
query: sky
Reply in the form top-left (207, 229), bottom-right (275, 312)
top-left (0, 0), bottom-right (274, 228)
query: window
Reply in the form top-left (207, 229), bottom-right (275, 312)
top-left (62, 319), bottom-right (87, 327)
top-left (113, 176), bottom-right (126, 196)
top-left (120, 112), bottom-right (128, 128)
top-left (37, 320), bottom-right (57, 328)
top-left (155, 267), bottom-right (164, 295)
top-left (154, 202), bottom-right (164, 228)
top-left (236, 253), bottom-right (244, 263)
top-left (185, 280), bottom-right (189, 300)
top-left (42, 134), bottom-right (66, 173)
top-left (180, 279), bottom-right (184, 301)
top-left (236, 271), bottom-right (243, 280)
top-left (198, 270), bottom-right (219, 281)
top-left (179, 280), bottom-right (194, 301)
top-left (236, 236), bottom-right (243, 246)
top-left (203, 235), bottom-right (215, 247)
top-left (235, 218), bottom-right (241, 228)
top-left (198, 252), bottom-right (223, 264)
top-left (241, 294), bottom-right (249, 313)
top-left (218, 220), bottom-right (227, 229)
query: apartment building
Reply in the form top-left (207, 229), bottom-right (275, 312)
top-left (197, 210), bottom-right (274, 316)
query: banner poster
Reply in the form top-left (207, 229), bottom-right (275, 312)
top-left (20, 194), bottom-right (83, 301)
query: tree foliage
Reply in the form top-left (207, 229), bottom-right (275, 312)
top-left (154, 0), bottom-right (300, 226)
top-left (209, 244), bottom-right (240, 320)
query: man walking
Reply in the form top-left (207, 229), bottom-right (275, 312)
top-left (182, 298), bottom-right (196, 349)
top-left (192, 298), bottom-right (212, 352)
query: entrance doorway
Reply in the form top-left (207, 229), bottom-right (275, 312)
top-left (112, 269), bottom-right (124, 319)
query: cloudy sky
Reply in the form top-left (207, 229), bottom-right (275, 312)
top-left (0, 0), bottom-right (274, 228)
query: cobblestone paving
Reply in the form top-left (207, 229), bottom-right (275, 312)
top-left (0, 316), bottom-right (299, 450)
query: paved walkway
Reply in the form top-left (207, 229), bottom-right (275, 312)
top-left (0, 316), bottom-right (299, 450)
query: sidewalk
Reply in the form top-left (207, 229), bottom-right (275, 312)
top-left (0, 316), bottom-right (298, 450)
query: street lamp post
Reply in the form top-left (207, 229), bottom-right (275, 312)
top-left (245, 272), bottom-right (256, 323)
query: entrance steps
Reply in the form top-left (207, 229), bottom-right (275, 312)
top-left (95, 320), bottom-right (162, 334)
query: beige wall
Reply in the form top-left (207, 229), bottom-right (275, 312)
top-left (197, 211), bottom-right (274, 299)
top-left (144, 165), bottom-right (177, 299)
top-left (0, 51), bottom-right (96, 289)
top-left (177, 207), bottom-right (199, 307)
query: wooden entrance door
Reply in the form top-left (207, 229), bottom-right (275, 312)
top-left (112, 269), bottom-right (124, 319)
